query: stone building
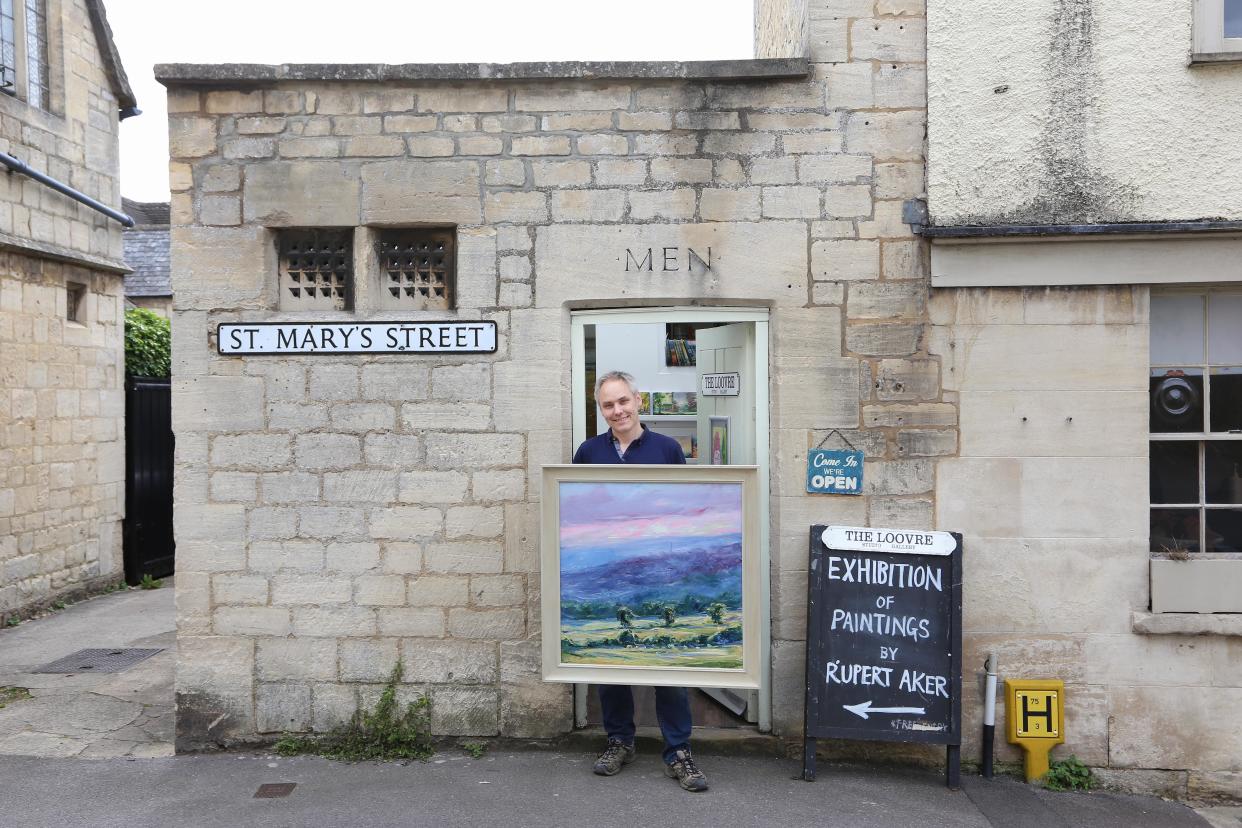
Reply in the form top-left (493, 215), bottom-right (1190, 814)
top-left (160, 0), bottom-right (1239, 798)
top-left (122, 199), bottom-right (172, 318)
top-left (0, 0), bottom-right (136, 622)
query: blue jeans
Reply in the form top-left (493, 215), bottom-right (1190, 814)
top-left (598, 684), bottom-right (692, 764)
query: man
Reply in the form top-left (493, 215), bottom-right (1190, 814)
top-left (571, 370), bottom-right (709, 793)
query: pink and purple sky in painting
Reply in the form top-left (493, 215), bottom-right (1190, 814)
top-left (559, 482), bottom-right (742, 572)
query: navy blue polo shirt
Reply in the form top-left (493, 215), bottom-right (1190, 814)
top-left (572, 424), bottom-right (686, 465)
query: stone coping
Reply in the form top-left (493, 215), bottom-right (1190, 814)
top-left (1131, 612), bottom-right (1242, 637)
top-left (0, 230), bottom-right (128, 274)
top-left (154, 58), bottom-right (810, 87)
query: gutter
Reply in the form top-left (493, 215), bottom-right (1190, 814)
top-left (0, 152), bottom-right (135, 227)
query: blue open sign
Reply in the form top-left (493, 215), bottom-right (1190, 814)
top-left (806, 449), bottom-right (864, 495)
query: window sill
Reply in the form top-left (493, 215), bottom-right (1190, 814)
top-left (1150, 558), bottom-right (1242, 613)
top-left (1132, 611), bottom-right (1242, 636)
top-left (1190, 51), bottom-right (1242, 65)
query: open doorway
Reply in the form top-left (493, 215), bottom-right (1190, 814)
top-left (570, 308), bottom-right (772, 733)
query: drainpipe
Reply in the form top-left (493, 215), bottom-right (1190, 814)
top-left (0, 151), bottom-right (134, 227)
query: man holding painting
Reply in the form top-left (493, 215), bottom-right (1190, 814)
top-left (571, 370), bottom-right (709, 793)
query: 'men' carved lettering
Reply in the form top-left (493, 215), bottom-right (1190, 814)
top-left (624, 246), bottom-right (713, 273)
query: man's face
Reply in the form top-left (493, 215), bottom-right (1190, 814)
top-left (597, 378), bottom-right (641, 436)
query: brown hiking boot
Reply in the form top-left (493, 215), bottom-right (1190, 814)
top-left (593, 738), bottom-right (636, 776)
top-left (664, 748), bottom-right (709, 792)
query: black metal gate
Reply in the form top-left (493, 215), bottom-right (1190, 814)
top-left (123, 376), bottom-right (175, 584)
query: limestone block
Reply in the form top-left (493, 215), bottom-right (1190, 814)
top-left (535, 222), bottom-right (807, 308)
top-left (515, 84), bottom-right (630, 111)
top-left (857, 200), bottom-right (911, 240)
top-left (267, 402), bottom-right (326, 431)
top-left (823, 184), bottom-right (873, 218)
top-left (346, 135), bottom-right (407, 156)
top-left (376, 608), bottom-right (444, 637)
top-left (617, 112), bottom-right (672, 131)
top-left (774, 495), bottom-right (867, 546)
top-left (749, 157), bottom-right (797, 185)
top-left (458, 136), bottom-right (503, 156)
top-left (243, 162), bottom-right (361, 226)
top-left (257, 638), bottom-right (337, 681)
top-left (700, 188), bottom-right (761, 222)
top-left (500, 256), bottom-right (531, 282)
top-left (248, 539), bottom-right (323, 570)
top-left (511, 136), bottom-right (571, 156)
top-left (210, 471), bottom-right (258, 503)
top-left (470, 574), bottom-right (526, 608)
top-left (176, 635), bottom-right (255, 731)
top-left (380, 542), bottom-right (421, 575)
top-left (485, 160), bottom-right (526, 187)
top-left (800, 154), bottom-right (872, 185)
top-left (876, 162), bottom-right (925, 200)
top-left (543, 112), bottom-right (612, 130)
top-left (398, 470), bottom-right (469, 504)
top-left (167, 117), bottom-right (217, 158)
top-left (408, 574), bottom-right (470, 606)
top-left (650, 158), bottom-right (714, 185)
top-left (882, 241), bottom-right (929, 280)
top-left (1084, 634), bottom-right (1220, 687)
top-left (875, 64), bottom-right (926, 109)
top-left (447, 501), bottom-right (504, 541)
top-left (200, 194), bottom-right (241, 226)
top-left (406, 136), bottom-right (455, 157)
top-left (212, 573), bottom-right (269, 605)
top-left (485, 192), bottom-right (548, 224)
top-left (295, 434), bottom-right (361, 471)
top-left (874, 358), bottom-right (939, 400)
top-left (292, 606), bottom-right (377, 637)
top-left (472, 470), bottom-right (526, 503)
top-left (626, 189), bottom-right (697, 221)
top-left (773, 360), bottom-right (860, 430)
top-left (261, 472), bottom-right (320, 504)
top-left (762, 186), bottom-right (821, 219)
top-left (493, 359), bottom-right (564, 433)
top-left (1108, 686), bottom-right (1242, 770)
top-left (364, 433), bottom-right (425, 466)
top-left (224, 136), bottom-right (279, 158)
top-left (361, 160), bottom-right (481, 224)
top-left (958, 391), bottom-right (1145, 458)
top-left (1022, 286), bottom-right (1146, 326)
top-left (448, 607), bottom-right (524, 639)
top-left (214, 606), bottom-right (291, 636)
top-left (812, 239), bottom-right (879, 282)
top-left (935, 458), bottom-right (1021, 538)
top-left (530, 160), bottom-right (590, 188)
top-left (1188, 771), bottom-right (1242, 802)
top-left (868, 497), bottom-right (933, 529)
top-left (431, 686), bottom-right (499, 736)
top-left (416, 86), bottom-right (508, 113)
top-left (633, 133), bottom-right (698, 156)
top-left (245, 361), bottom-right (307, 402)
top-left (171, 226), bottom-right (271, 310)
top-left (772, 307), bottom-right (844, 367)
top-left (849, 283), bottom-right (928, 320)
top-left (456, 227), bottom-right (499, 310)
top-left (424, 433), bottom-right (524, 468)
top-left (325, 541), bottom-right (381, 572)
top-left (851, 18), bottom-right (925, 62)
top-left (248, 511), bottom-right (307, 543)
top-left (339, 638), bottom-right (399, 682)
top-left (845, 323), bottom-right (922, 357)
top-left (823, 62), bottom-right (874, 110)
top-left (402, 639), bottom-right (496, 683)
top-left (482, 114), bottom-right (537, 133)
top-left (770, 638), bottom-right (807, 736)
top-left (863, 459), bottom-right (934, 496)
top-left (844, 111), bottom-right (924, 161)
top-left (308, 364), bottom-right (359, 401)
top-left (354, 574), bottom-right (407, 606)
top-left (1020, 457), bottom-right (1147, 539)
top-left (311, 683), bottom-right (357, 732)
top-left (500, 682), bottom-right (573, 738)
top-left (863, 402), bottom-right (956, 428)
top-left (896, 429), bottom-right (956, 457)
top-left (298, 505), bottom-right (367, 539)
top-left (576, 134), bottom-right (628, 155)
top-left (174, 376), bottom-right (265, 432)
top-left (368, 506), bottom-right (443, 540)
top-left (551, 190), bottom-right (626, 223)
top-left (328, 402), bottom-right (397, 433)
top-left (425, 541), bottom-right (503, 574)
top-left (782, 132), bottom-right (844, 155)
top-left (429, 363), bottom-right (491, 402)
top-left (359, 363), bottom-right (431, 401)
top-left (773, 568), bottom-right (808, 639)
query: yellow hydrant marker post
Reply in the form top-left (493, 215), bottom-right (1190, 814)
top-left (1004, 679), bottom-right (1065, 783)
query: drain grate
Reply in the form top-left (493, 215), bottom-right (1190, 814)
top-left (32, 648), bottom-right (163, 674)
top-left (254, 783), bottom-right (297, 799)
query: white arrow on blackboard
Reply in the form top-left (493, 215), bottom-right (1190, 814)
top-left (843, 700), bottom-right (926, 720)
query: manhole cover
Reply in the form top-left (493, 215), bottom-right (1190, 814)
top-left (32, 648), bottom-right (163, 674)
top-left (254, 783), bottom-right (297, 799)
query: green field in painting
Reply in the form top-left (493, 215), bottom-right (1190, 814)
top-left (560, 611), bottom-right (743, 669)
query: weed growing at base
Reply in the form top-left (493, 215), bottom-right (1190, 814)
top-left (139, 574), bottom-right (162, 590)
top-left (1043, 755), bottom-right (1093, 791)
top-left (275, 662), bottom-right (434, 762)
top-left (0, 686), bottom-right (31, 709)
top-left (462, 740), bottom-right (487, 759)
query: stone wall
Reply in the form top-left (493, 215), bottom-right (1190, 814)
top-left (164, 0), bottom-right (936, 749)
top-left (0, 0), bottom-right (130, 620)
top-left (0, 253), bottom-right (126, 621)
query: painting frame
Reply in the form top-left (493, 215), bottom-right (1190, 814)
top-left (540, 464), bottom-right (761, 689)
top-left (709, 416), bottom-right (729, 465)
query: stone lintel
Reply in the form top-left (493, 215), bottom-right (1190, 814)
top-left (154, 58), bottom-right (811, 88)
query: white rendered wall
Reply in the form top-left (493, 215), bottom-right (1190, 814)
top-left (927, 0), bottom-right (1242, 224)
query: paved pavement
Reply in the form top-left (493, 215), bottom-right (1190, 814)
top-left (0, 582), bottom-right (174, 758)
top-left (0, 584), bottom-right (1236, 827)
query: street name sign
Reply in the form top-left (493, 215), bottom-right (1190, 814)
top-left (217, 321), bottom-right (498, 355)
top-left (803, 524), bottom-right (963, 788)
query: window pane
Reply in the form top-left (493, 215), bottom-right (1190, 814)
top-left (1151, 441), bottom-right (1199, 503)
top-left (1209, 367), bottom-right (1242, 432)
top-left (1150, 369), bottom-right (1204, 433)
top-left (1150, 294), bottom-right (1203, 365)
top-left (1205, 509), bottom-right (1242, 553)
top-left (1208, 293), bottom-right (1242, 364)
top-left (1206, 443), bottom-right (1242, 504)
top-left (1150, 508), bottom-right (1200, 554)
top-left (1228, 0), bottom-right (1242, 38)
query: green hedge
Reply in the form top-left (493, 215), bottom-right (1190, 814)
top-left (124, 307), bottom-right (170, 378)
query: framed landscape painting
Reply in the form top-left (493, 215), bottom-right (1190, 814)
top-left (540, 464), bottom-right (761, 689)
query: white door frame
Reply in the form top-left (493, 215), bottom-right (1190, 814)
top-left (569, 307), bottom-right (773, 733)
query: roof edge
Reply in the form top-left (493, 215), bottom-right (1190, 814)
top-left (86, 0), bottom-right (137, 111)
top-left (154, 58), bottom-right (811, 87)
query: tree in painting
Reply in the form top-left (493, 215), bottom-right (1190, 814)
top-left (558, 481), bottom-right (744, 669)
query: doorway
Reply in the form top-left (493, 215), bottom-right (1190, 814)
top-left (570, 308), bottom-right (771, 732)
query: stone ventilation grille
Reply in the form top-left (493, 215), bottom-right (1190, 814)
top-left (279, 229), bottom-right (352, 311)
top-left (378, 229), bottom-right (454, 310)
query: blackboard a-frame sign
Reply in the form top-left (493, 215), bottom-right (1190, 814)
top-left (803, 524), bottom-right (963, 789)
